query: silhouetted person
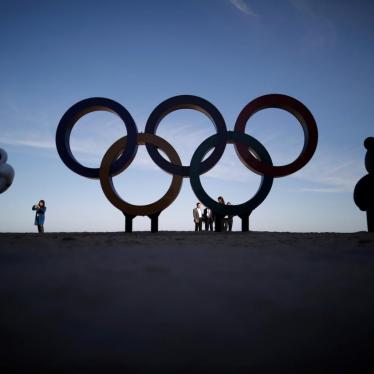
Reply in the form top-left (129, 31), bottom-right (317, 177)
top-left (32, 200), bottom-right (46, 233)
top-left (215, 196), bottom-right (225, 232)
top-left (203, 207), bottom-right (213, 231)
top-left (354, 137), bottom-right (374, 232)
top-left (193, 202), bottom-right (203, 231)
top-left (226, 202), bottom-right (233, 231)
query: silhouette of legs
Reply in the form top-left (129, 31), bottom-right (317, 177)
top-left (195, 219), bottom-right (202, 231)
top-left (215, 215), bottom-right (224, 232)
top-left (227, 218), bottom-right (233, 231)
top-left (205, 219), bottom-right (213, 231)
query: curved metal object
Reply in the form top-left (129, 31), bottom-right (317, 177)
top-left (234, 94), bottom-right (318, 177)
top-left (0, 148), bottom-right (15, 194)
top-left (145, 95), bottom-right (227, 177)
top-left (190, 131), bottom-right (273, 216)
top-left (99, 133), bottom-right (183, 216)
top-left (0, 148), bottom-right (8, 164)
top-left (56, 94), bottom-right (318, 232)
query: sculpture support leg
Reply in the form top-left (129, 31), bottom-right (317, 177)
top-left (148, 212), bottom-right (161, 233)
top-left (124, 213), bottom-right (135, 233)
top-left (367, 208), bottom-right (374, 232)
top-left (239, 213), bottom-right (250, 232)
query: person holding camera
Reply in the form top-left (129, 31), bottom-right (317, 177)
top-left (32, 200), bottom-right (47, 233)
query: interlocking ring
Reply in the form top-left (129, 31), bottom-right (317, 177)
top-left (234, 94), bottom-right (318, 177)
top-left (56, 97), bottom-right (138, 179)
top-left (145, 95), bottom-right (227, 177)
top-left (100, 133), bottom-right (183, 216)
top-left (190, 131), bottom-right (273, 216)
top-left (56, 94), bottom-right (318, 231)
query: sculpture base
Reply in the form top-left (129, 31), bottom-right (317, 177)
top-left (123, 212), bottom-right (161, 233)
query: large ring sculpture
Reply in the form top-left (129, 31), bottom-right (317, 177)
top-left (189, 131), bottom-right (273, 231)
top-left (234, 94), bottom-right (318, 177)
top-left (56, 97), bottom-right (138, 179)
top-left (100, 133), bottom-right (183, 232)
top-left (56, 94), bottom-right (318, 232)
top-left (145, 95), bottom-right (227, 177)
top-left (0, 148), bottom-right (15, 194)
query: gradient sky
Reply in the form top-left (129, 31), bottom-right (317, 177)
top-left (0, 0), bottom-right (373, 232)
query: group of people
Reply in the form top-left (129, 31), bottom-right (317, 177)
top-left (31, 197), bottom-right (235, 234)
top-left (192, 196), bottom-right (233, 232)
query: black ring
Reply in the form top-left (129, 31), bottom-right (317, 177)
top-left (144, 95), bottom-right (227, 177)
top-left (190, 131), bottom-right (273, 216)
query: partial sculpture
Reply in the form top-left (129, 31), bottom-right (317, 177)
top-left (354, 137), bottom-right (374, 232)
top-left (0, 148), bottom-right (15, 194)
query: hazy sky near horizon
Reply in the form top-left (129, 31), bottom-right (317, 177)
top-left (0, 0), bottom-right (373, 232)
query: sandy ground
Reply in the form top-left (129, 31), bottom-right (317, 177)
top-left (0, 231), bottom-right (374, 373)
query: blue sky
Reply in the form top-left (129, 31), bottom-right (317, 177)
top-left (0, 0), bottom-right (373, 232)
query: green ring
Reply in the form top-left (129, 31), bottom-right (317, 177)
top-left (189, 131), bottom-right (274, 216)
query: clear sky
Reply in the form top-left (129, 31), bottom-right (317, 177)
top-left (0, 0), bottom-right (373, 232)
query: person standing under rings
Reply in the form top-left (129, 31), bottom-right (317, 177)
top-left (32, 200), bottom-right (47, 233)
top-left (226, 202), bottom-right (233, 231)
top-left (203, 206), bottom-right (213, 231)
top-left (214, 196), bottom-right (225, 232)
top-left (193, 202), bottom-right (203, 231)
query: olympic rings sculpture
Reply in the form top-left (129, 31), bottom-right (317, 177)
top-left (56, 94), bottom-right (318, 232)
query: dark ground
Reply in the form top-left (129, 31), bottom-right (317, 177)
top-left (0, 231), bottom-right (374, 373)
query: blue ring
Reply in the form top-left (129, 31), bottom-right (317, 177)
top-left (56, 97), bottom-right (138, 179)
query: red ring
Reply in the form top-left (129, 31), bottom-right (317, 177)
top-left (234, 94), bottom-right (318, 177)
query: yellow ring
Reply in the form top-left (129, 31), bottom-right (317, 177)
top-left (99, 133), bottom-right (183, 216)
